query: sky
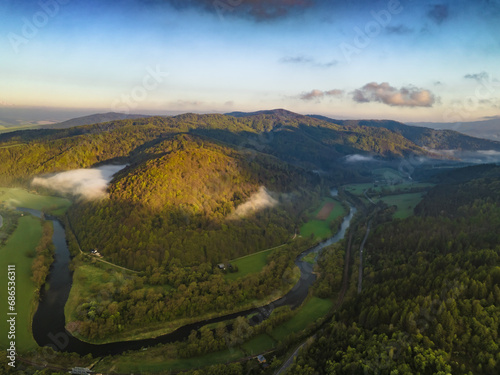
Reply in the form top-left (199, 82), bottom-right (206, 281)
top-left (0, 0), bottom-right (499, 123)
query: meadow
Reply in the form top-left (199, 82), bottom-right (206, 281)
top-left (377, 192), bottom-right (426, 219)
top-left (94, 345), bottom-right (246, 373)
top-left (0, 187), bottom-right (71, 215)
top-left (0, 216), bottom-right (43, 352)
top-left (300, 198), bottom-right (346, 240)
top-left (224, 246), bottom-right (283, 281)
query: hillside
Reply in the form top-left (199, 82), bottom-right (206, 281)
top-left (309, 115), bottom-right (500, 152)
top-left (0, 111), bottom-right (431, 186)
top-left (68, 133), bottom-right (320, 269)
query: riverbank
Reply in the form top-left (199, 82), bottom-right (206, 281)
top-left (31, 202), bottom-right (355, 358)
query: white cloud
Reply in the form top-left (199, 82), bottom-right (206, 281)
top-left (32, 165), bottom-right (126, 200)
top-left (352, 82), bottom-right (436, 107)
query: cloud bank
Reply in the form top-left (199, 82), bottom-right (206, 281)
top-left (300, 89), bottom-right (344, 101)
top-left (232, 186), bottom-right (277, 218)
top-left (32, 165), bottom-right (126, 200)
top-left (352, 82), bottom-right (436, 107)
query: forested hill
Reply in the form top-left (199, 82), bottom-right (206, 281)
top-left (290, 165), bottom-right (500, 374)
top-left (309, 114), bottom-right (500, 151)
top-left (0, 111), bottom-right (429, 185)
top-left (69, 134), bottom-right (322, 269)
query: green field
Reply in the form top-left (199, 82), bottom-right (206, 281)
top-left (224, 246), bottom-right (282, 281)
top-left (0, 216), bottom-right (43, 352)
top-left (95, 347), bottom-right (246, 373)
top-left (300, 198), bottom-right (346, 240)
top-left (241, 333), bottom-right (277, 355)
top-left (0, 188), bottom-right (71, 214)
top-left (270, 297), bottom-right (333, 341)
top-left (377, 192), bottom-right (426, 219)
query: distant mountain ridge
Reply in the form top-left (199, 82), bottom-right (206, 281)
top-left (44, 112), bottom-right (149, 129)
top-left (408, 118), bottom-right (500, 141)
top-left (308, 115), bottom-right (500, 152)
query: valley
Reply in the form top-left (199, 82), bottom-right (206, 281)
top-left (0, 111), bottom-right (499, 374)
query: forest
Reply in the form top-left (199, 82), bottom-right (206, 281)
top-left (288, 166), bottom-right (500, 374)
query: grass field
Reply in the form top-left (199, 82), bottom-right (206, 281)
top-left (241, 333), bottom-right (277, 355)
top-left (377, 192), bottom-right (426, 219)
top-left (95, 347), bottom-right (246, 373)
top-left (0, 215), bottom-right (43, 352)
top-left (224, 246), bottom-right (283, 281)
top-left (270, 297), bottom-right (333, 341)
top-left (300, 198), bottom-right (346, 240)
top-left (0, 187), bottom-right (71, 214)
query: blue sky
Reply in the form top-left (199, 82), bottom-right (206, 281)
top-left (1, 0), bottom-right (499, 122)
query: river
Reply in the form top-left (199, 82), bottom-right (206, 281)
top-left (26, 204), bottom-right (356, 356)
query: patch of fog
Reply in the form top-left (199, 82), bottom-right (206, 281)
top-left (344, 154), bottom-right (375, 163)
top-left (423, 148), bottom-right (500, 164)
top-left (231, 186), bottom-right (277, 218)
top-left (32, 165), bottom-right (127, 200)
top-left (456, 150), bottom-right (500, 164)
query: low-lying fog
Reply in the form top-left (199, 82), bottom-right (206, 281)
top-left (32, 165), bottom-right (127, 200)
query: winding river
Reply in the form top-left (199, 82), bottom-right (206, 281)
top-left (25, 203), bottom-right (356, 357)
